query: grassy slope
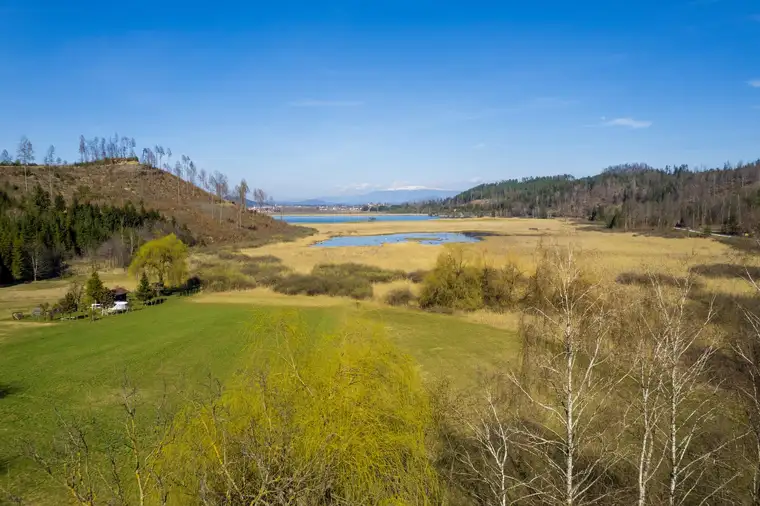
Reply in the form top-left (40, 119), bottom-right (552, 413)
top-left (0, 162), bottom-right (312, 245)
top-left (0, 297), bottom-right (517, 503)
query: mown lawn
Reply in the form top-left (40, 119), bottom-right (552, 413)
top-left (0, 296), bottom-right (517, 503)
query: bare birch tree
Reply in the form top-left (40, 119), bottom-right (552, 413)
top-left (235, 179), bottom-right (249, 228)
top-left (253, 188), bottom-right (268, 209)
top-left (644, 275), bottom-right (737, 506)
top-left (214, 172), bottom-right (228, 224)
top-left (173, 162), bottom-right (183, 202)
top-left (509, 246), bottom-right (627, 506)
top-left (187, 161), bottom-right (197, 197)
top-left (16, 135), bottom-right (34, 192)
top-left (732, 270), bottom-right (760, 504)
top-left (450, 379), bottom-right (540, 506)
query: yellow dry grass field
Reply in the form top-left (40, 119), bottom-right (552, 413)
top-left (244, 217), bottom-right (754, 298)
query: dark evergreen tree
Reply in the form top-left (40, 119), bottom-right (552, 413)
top-left (136, 271), bottom-right (153, 302)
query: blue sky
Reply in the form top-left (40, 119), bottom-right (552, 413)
top-left (1, 0), bottom-right (759, 199)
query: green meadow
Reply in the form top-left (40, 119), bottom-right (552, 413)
top-left (0, 296), bottom-right (518, 503)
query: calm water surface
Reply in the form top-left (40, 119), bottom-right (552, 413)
top-left (313, 232), bottom-right (479, 248)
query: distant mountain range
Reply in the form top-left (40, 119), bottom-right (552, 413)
top-left (270, 188), bottom-right (460, 207)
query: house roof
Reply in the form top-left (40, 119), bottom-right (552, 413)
top-left (111, 286), bottom-right (129, 295)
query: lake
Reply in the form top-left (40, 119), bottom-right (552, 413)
top-left (312, 232), bottom-right (480, 247)
top-left (273, 214), bottom-right (438, 224)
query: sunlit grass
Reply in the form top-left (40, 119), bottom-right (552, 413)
top-left (244, 217), bottom-right (751, 297)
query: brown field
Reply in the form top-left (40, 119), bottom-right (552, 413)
top-left (4, 217), bottom-right (754, 333)
top-left (244, 217), bottom-right (755, 298)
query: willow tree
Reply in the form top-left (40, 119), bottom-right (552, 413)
top-left (128, 234), bottom-right (188, 287)
top-left (159, 310), bottom-right (441, 504)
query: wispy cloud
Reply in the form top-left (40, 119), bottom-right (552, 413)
top-left (473, 142), bottom-right (486, 149)
top-left (602, 117), bottom-right (653, 129)
top-left (750, 14), bottom-right (760, 22)
top-left (749, 80), bottom-right (760, 88)
top-left (288, 99), bottom-right (364, 107)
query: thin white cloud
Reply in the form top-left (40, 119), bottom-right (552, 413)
top-left (473, 142), bottom-right (486, 149)
top-left (749, 80), bottom-right (760, 88)
top-left (602, 117), bottom-right (653, 129)
top-left (288, 99), bottom-right (364, 107)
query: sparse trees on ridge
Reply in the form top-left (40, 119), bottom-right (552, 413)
top-left (215, 172), bottom-right (228, 224)
top-left (16, 135), bottom-right (34, 192)
top-left (235, 178), bottom-right (249, 228)
top-left (0, 149), bottom-right (11, 164)
top-left (253, 188), bottom-right (268, 209)
top-left (173, 161), bottom-right (183, 202)
top-left (187, 161), bottom-right (197, 196)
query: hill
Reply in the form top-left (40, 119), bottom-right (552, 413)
top-left (0, 161), bottom-right (311, 245)
top-left (402, 161), bottom-right (760, 233)
top-left (285, 188), bottom-right (460, 206)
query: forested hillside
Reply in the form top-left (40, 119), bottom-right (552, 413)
top-left (0, 185), bottom-right (173, 284)
top-left (0, 134), bottom-right (312, 286)
top-left (408, 161), bottom-right (760, 233)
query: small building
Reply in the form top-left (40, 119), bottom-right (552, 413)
top-left (111, 286), bottom-right (130, 302)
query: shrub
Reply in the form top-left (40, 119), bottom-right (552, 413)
top-left (311, 263), bottom-right (406, 283)
top-left (481, 263), bottom-right (523, 311)
top-left (216, 250), bottom-right (249, 261)
top-left (246, 255), bottom-right (281, 264)
top-left (385, 287), bottom-right (415, 306)
top-left (85, 271), bottom-right (105, 302)
top-left (418, 252), bottom-right (483, 311)
top-left (239, 261), bottom-right (289, 286)
top-left (273, 273), bottom-right (373, 300)
top-left (198, 266), bottom-right (257, 292)
top-left (407, 269), bottom-right (430, 283)
top-left (57, 281), bottom-right (83, 314)
top-left (135, 272), bottom-right (154, 302)
top-left (192, 254), bottom-right (289, 292)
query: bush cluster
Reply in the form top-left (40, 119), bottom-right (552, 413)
top-left (273, 273), bottom-right (373, 300)
top-left (311, 262), bottom-right (407, 283)
top-left (271, 263), bottom-right (410, 300)
top-left (384, 287), bottom-right (416, 306)
top-left (194, 253), bottom-right (291, 292)
top-left (418, 252), bottom-right (533, 312)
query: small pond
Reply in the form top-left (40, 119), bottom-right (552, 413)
top-left (312, 232), bottom-right (480, 248)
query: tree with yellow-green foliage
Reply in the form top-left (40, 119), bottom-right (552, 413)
top-left (128, 233), bottom-right (187, 287)
top-left (157, 309), bottom-right (441, 505)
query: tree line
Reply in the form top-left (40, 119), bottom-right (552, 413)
top-left (398, 160), bottom-right (760, 233)
top-left (0, 184), bottom-right (164, 285)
